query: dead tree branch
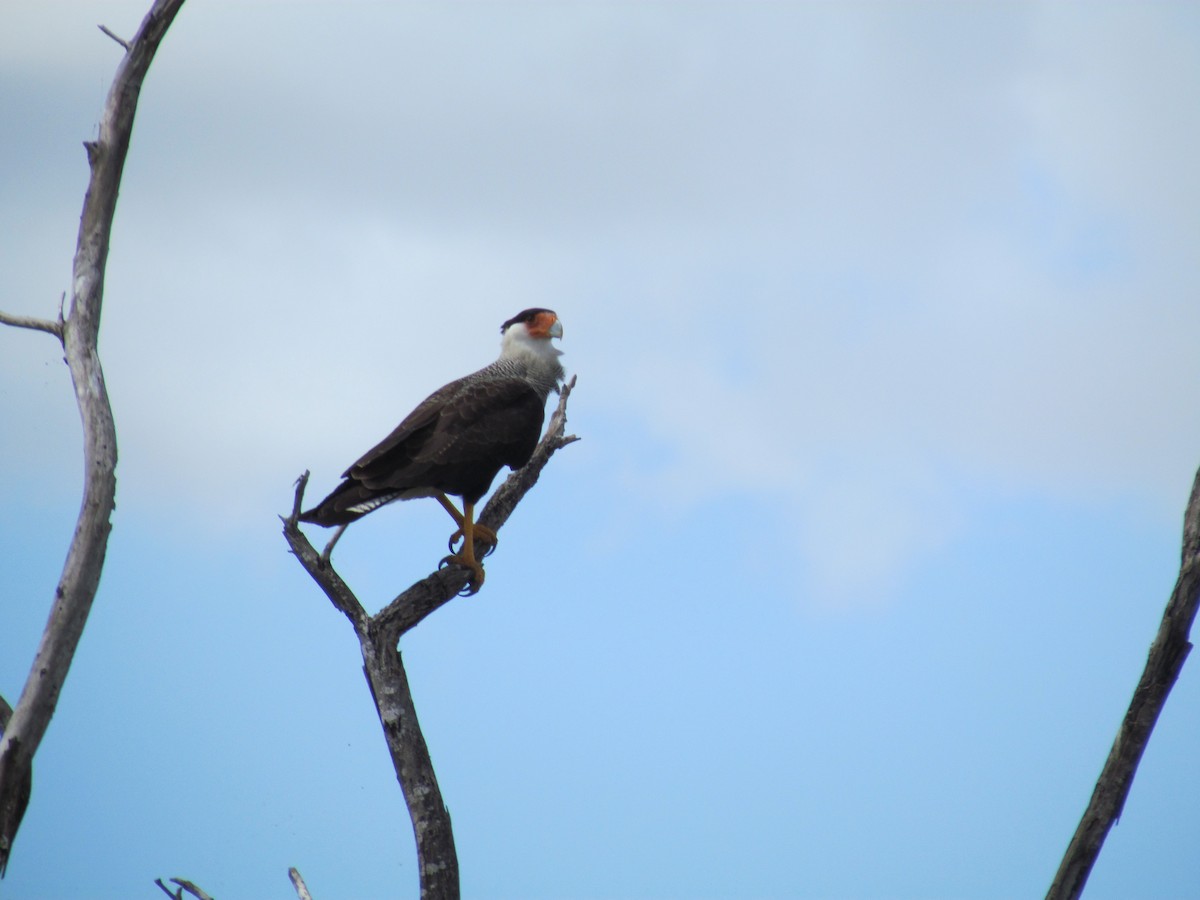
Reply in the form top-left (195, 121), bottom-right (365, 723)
top-left (0, 309), bottom-right (62, 338)
top-left (0, 0), bottom-right (186, 877)
top-left (289, 866), bottom-right (314, 900)
top-left (98, 24), bottom-right (132, 51)
top-left (282, 376), bottom-right (578, 900)
top-left (153, 876), bottom-right (214, 900)
top-left (1047, 463), bottom-right (1200, 900)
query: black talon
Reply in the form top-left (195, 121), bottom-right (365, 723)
top-left (439, 553), bottom-right (484, 596)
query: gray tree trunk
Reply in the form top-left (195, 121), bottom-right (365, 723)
top-left (0, 0), bottom-right (187, 875)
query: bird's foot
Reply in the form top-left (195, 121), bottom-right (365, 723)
top-left (446, 521), bottom-right (499, 557)
top-left (440, 552), bottom-right (486, 596)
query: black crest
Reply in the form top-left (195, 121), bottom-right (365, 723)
top-left (500, 308), bottom-right (555, 334)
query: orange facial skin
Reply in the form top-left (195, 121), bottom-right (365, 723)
top-left (527, 310), bottom-right (559, 339)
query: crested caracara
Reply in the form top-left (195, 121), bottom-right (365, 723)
top-left (300, 308), bottom-right (565, 594)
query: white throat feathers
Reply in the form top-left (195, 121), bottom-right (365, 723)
top-left (497, 320), bottom-right (565, 397)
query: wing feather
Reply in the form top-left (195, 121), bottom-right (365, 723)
top-left (351, 377), bottom-right (545, 496)
top-left (343, 375), bottom-right (469, 478)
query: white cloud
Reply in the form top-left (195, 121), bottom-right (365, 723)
top-left (1018, 6), bottom-right (1200, 249)
top-left (3, 3), bottom-right (1197, 603)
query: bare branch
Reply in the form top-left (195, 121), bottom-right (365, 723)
top-left (173, 878), bottom-right (215, 900)
top-left (0, 0), bottom-right (187, 876)
top-left (0, 309), bottom-right (63, 339)
top-left (281, 521), bottom-right (463, 896)
top-left (154, 877), bottom-right (214, 900)
top-left (281, 473), bottom-right (369, 632)
top-left (360, 634), bottom-right (459, 899)
top-left (289, 867), bottom-right (314, 900)
top-left (1047, 463), bottom-right (1200, 900)
top-left (98, 24), bottom-right (131, 51)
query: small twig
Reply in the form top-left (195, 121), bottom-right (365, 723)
top-left (153, 879), bottom-right (182, 900)
top-left (0, 309), bottom-right (63, 340)
top-left (98, 24), bottom-right (131, 51)
top-left (281, 474), bottom-right (369, 632)
top-left (288, 866), bottom-right (314, 900)
top-left (289, 470), bottom-right (310, 520)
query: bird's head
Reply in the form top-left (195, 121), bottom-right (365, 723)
top-left (497, 308), bottom-right (565, 390)
top-left (499, 308), bottom-right (564, 360)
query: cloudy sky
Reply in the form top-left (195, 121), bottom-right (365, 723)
top-left (3, 1), bottom-right (1199, 897)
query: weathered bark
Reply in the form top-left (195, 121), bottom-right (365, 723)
top-left (0, 698), bottom-right (31, 880)
top-left (362, 627), bottom-right (460, 895)
top-left (1047, 464), bottom-right (1200, 899)
top-left (288, 866), bottom-right (315, 900)
top-left (0, 0), bottom-right (186, 876)
top-left (282, 377), bottom-right (578, 899)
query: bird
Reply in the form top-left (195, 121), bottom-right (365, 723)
top-left (299, 308), bottom-right (565, 594)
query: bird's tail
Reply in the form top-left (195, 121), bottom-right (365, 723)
top-left (299, 480), bottom-right (400, 527)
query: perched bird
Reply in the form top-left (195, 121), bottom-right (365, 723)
top-left (300, 308), bottom-right (565, 593)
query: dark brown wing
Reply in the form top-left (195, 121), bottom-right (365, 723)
top-left (299, 376), bottom-right (473, 526)
top-left (299, 375), bottom-right (549, 526)
top-left (352, 377), bottom-right (547, 503)
top-left (342, 374), bottom-right (469, 477)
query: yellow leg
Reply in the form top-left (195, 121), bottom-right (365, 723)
top-left (437, 493), bottom-right (498, 555)
top-left (436, 493), bottom-right (466, 526)
top-left (441, 501), bottom-right (486, 595)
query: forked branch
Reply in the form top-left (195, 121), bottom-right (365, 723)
top-left (153, 876), bottom-right (214, 900)
top-left (1047, 463), bottom-right (1200, 899)
top-left (282, 376), bottom-right (578, 900)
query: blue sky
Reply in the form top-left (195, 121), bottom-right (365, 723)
top-left (2, 2), bottom-right (1199, 897)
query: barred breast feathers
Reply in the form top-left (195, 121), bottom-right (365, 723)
top-left (477, 323), bottom-right (565, 399)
